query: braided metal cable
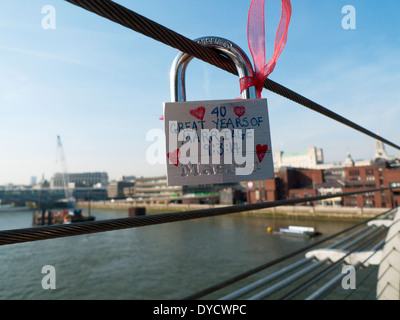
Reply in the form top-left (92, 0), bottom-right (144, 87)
top-left (280, 227), bottom-right (388, 300)
top-left (0, 187), bottom-right (392, 247)
top-left (65, 0), bottom-right (400, 150)
top-left (262, 79), bottom-right (400, 151)
top-left (182, 206), bottom-right (392, 300)
top-left (318, 222), bottom-right (400, 300)
top-left (65, 0), bottom-right (236, 74)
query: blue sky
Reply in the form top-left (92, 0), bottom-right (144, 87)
top-left (1, 0), bottom-right (400, 185)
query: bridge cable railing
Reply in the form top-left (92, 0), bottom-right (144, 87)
top-left (222, 227), bottom-right (379, 300)
top-left (244, 226), bottom-right (386, 300)
top-left (191, 212), bottom-right (396, 300)
top-left (278, 226), bottom-right (388, 300)
top-left (306, 219), bottom-right (400, 300)
top-left (181, 207), bottom-right (395, 299)
top-left (304, 237), bottom-right (386, 300)
top-left (0, 0), bottom-right (397, 300)
top-left (0, 187), bottom-right (394, 247)
top-left (315, 228), bottom-right (399, 300)
top-left (63, 0), bottom-right (400, 151)
top-left (219, 212), bottom-right (394, 300)
top-left (22, 1), bottom-right (398, 300)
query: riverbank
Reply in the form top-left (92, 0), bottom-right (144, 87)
top-left (77, 201), bottom-right (388, 219)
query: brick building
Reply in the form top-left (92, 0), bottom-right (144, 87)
top-left (246, 167), bottom-right (323, 205)
top-left (341, 160), bottom-right (400, 208)
top-left (246, 150), bottom-right (400, 208)
top-left (382, 167), bottom-right (400, 207)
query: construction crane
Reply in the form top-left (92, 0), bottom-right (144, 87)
top-left (56, 135), bottom-right (74, 209)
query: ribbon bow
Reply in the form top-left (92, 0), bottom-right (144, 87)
top-left (241, 0), bottom-right (292, 99)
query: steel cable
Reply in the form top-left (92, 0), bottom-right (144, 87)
top-left (181, 207), bottom-right (392, 300)
top-left (64, 0), bottom-right (400, 150)
top-left (1, 1), bottom-right (397, 297)
top-left (219, 223), bottom-right (384, 300)
top-left (278, 226), bottom-right (388, 300)
top-left (0, 1), bottom-right (396, 303)
top-left (316, 220), bottom-right (400, 300)
top-left (248, 226), bottom-right (386, 300)
top-left (0, 187), bottom-right (392, 247)
top-left (305, 237), bottom-right (387, 300)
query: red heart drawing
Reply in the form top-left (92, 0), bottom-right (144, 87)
top-left (189, 106), bottom-right (205, 121)
top-left (256, 144), bottom-right (268, 163)
top-left (167, 148), bottom-right (181, 167)
top-left (234, 106), bottom-right (246, 118)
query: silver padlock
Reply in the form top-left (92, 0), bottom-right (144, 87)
top-left (170, 36), bottom-right (257, 102)
top-left (163, 36), bottom-right (273, 187)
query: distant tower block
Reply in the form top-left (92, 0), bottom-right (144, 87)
top-left (30, 176), bottom-right (37, 186)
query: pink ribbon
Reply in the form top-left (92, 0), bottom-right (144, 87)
top-left (241, 0), bottom-right (292, 99)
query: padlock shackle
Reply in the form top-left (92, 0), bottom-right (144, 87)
top-left (170, 36), bottom-right (257, 102)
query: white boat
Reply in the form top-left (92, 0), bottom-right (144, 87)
top-left (274, 225), bottom-right (322, 238)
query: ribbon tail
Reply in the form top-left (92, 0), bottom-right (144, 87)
top-left (247, 0), bottom-right (292, 97)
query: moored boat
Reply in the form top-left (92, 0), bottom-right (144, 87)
top-left (273, 225), bottom-right (322, 238)
top-left (33, 208), bottom-right (95, 226)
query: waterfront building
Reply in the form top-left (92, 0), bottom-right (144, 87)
top-left (247, 142), bottom-right (400, 208)
top-left (107, 180), bottom-right (135, 199)
top-left (273, 146), bottom-right (373, 172)
top-left (273, 146), bottom-right (324, 171)
top-left (132, 176), bottom-right (182, 200)
top-left (246, 167), bottom-right (323, 205)
top-left (118, 176), bottom-right (246, 205)
top-left (50, 172), bottom-right (109, 189)
top-left (341, 160), bottom-right (400, 208)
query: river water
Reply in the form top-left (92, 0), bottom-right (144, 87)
top-left (0, 207), bottom-right (378, 300)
